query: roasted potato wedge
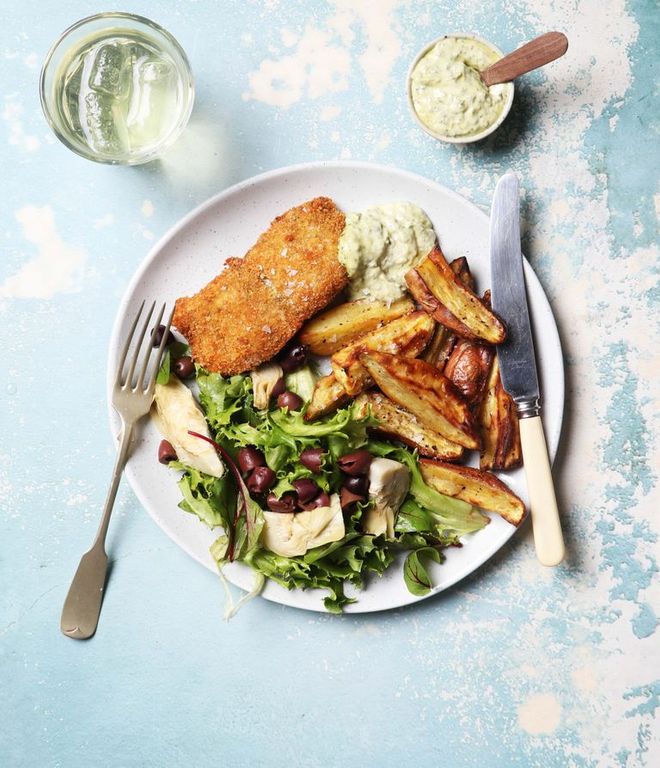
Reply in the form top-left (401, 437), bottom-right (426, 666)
top-left (412, 246), bottom-right (506, 344)
top-left (448, 256), bottom-right (475, 291)
top-left (299, 297), bottom-right (414, 356)
top-left (360, 351), bottom-right (479, 450)
top-left (422, 322), bottom-right (456, 370)
top-left (444, 339), bottom-right (494, 409)
top-left (419, 458), bottom-right (526, 526)
top-left (304, 373), bottom-right (350, 421)
top-left (406, 268), bottom-right (481, 342)
top-left (354, 391), bottom-right (464, 461)
top-left (418, 257), bottom-right (477, 362)
top-left (331, 311), bottom-right (434, 396)
top-left (478, 355), bottom-right (522, 470)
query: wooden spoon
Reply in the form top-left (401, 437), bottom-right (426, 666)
top-left (480, 32), bottom-right (568, 87)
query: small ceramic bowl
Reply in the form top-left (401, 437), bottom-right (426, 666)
top-left (407, 33), bottom-right (515, 145)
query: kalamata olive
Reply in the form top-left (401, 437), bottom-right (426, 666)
top-left (337, 449), bottom-right (372, 476)
top-left (340, 486), bottom-right (364, 510)
top-left (343, 475), bottom-right (369, 496)
top-left (292, 478), bottom-right (321, 504)
top-left (277, 391), bottom-right (303, 411)
top-left (247, 466), bottom-right (276, 494)
top-left (152, 324), bottom-right (174, 347)
top-left (271, 376), bottom-right (286, 398)
top-left (298, 491), bottom-right (331, 511)
top-left (173, 355), bottom-right (195, 379)
top-left (300, 447), bottom-right (324, 474)
top-left (279, 342), bottom-right (307, 373)
top-left (238, 446), bottom-right (265, 473)
top-left (267, 492), bottom-right (297, 513)
top-left (158, 439), bottom-right (177, 464)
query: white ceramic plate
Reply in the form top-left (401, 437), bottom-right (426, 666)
top-left (108, 161), bottom-right (564, 613)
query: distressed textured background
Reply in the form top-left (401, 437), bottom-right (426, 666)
top-left (1, 1), bottom-right (658, 766)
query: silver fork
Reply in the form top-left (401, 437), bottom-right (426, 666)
top-left (60, 300), bottom-right (173, 640)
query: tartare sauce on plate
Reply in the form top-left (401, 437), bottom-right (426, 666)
top-left (338, 202), bottom-right (436, 303)
top-left (410, 36), bottom-right (513, 139)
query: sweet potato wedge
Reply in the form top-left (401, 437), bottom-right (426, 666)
top-left (360, 351), bottom-right (479, 450)
top-left (444, 339), bottom-right (495, 409)
top-left (331, 311), bottom-right (434, 396)
top-left (413, 246), bottom-right (506, 344)
top-left (299, 298), bottom-right (414, 356)
top-left (419, 458), bottom-right (526, 526)
top-left (478, 355), bottom-right (522, 470)
top-left (354, 392), bottom-right (464, 461)
top-left (304, 373), bottom-right (350, 421)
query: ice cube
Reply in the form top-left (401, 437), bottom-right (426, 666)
top-left (88, 42), bottom-right (127, 96)
top-left (125, 54), bottom-right (177, 137)
top-left (62, 61), bottom-right (84, 133)
top-left (140, 58), bottom-right (173, 83)
top-left (79, 90), bottom-right (128, 154)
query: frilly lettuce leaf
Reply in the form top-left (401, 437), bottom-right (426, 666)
top-left (368, 440), bottom-right (489, 538)
top-left (165, 371), bottom-right (489, 612)
top-left (196, 371), bottom-right (254, 428)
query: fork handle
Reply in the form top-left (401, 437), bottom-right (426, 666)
top-left (60, 420), bottom-right (134, 639)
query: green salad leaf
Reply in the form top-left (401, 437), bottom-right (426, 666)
top-left (241, 519), bottom-right (393, 613)
top-left (197, 371), bottom-right (253, 428)
top-left (157, 341), bottom-right (190, 384)
top-left (171, 461), bottom-right (234, 530)
top-left (163, 369), bottom-right (490, 613)
top-left (368, 440), bottom-right (489, 538)
top-left (403, 547), bottom-right (444, 596)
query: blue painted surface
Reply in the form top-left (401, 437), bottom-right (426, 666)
top-left (1, 2), bottom-right (658, 766)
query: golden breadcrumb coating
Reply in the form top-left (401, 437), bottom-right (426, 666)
top-left (173, 197), bottom-right (347, 375)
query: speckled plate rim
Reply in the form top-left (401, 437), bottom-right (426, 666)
top-left (107, 160), bottom-right (564, 614)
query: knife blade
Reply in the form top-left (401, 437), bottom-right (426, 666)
top-left (489, 172), bottom-right (540, 415)
top-left (490, 172), bottom-right (564, 566)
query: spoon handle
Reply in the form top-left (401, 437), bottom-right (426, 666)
top-left (481, 32), bottom-right (568, 87)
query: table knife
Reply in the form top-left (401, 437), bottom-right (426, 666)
top-left (490, 172), bottom-right (565, 566)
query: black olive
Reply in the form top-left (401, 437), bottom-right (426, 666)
top-left (266, 492), bottom-right (297, 513)
top-left (292, 478), bottom-right (321, 504)
top-left (340, 487), bottom-right (364, 510)
top-left (237, 446), bottom-right (265, 474)
top-left (271, 376), bottom-right (286, 398)
top-left (152, 324), bottom-right (174, 347)
top-left (337, 449), bottom-right (372, 477)
top-left (247, 466), bottom-right (276, 494)
top-left (279, 342), bottom-right (307, 373)
top-left (298, 491), bottom-right (330, 511)
top-left (173, 355), bottom-right (195, 379)
top-left (158, 439), bottom-right (177, 464)
top-left (300, 447), bottom-right (324, 474)
top-left (277, 391), bottom-right (303, 411)
top-left (343, 475), bottom-right (369, 496)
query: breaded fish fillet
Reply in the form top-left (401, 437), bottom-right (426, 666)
top-left (173, 197), bottom-right (348, 375)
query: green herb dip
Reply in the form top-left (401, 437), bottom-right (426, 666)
top-left (338, 202), bottom-right (436, 303)
top-left (410, 36), bottom-right (512, 138)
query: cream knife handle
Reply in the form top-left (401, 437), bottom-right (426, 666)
top-left (519, 415), bottom-right (565, 566)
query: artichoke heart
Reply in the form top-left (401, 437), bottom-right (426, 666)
top-left (152, 378), bottom-right (224, 477)
top-left (363, 457), bottom-right (410, 538)
top-left (262, 494), bottom-right (345, 557)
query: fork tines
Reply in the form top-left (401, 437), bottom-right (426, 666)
top-left (115, 301), bottom-right (174, 392)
